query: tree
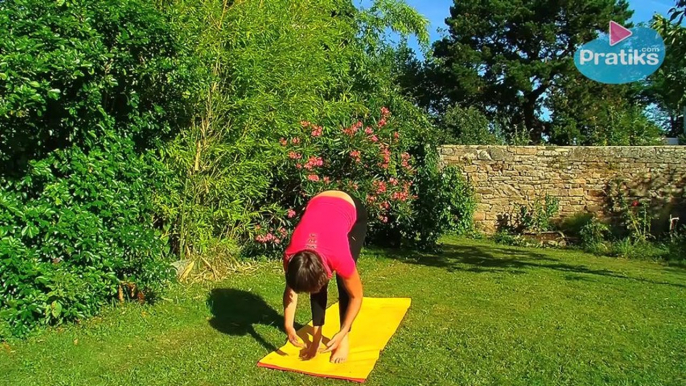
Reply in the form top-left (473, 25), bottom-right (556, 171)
top-left (549, 74), bottom-right (663, 145)
top-left (426, 0), bottom-right (633, 143)
top-left (647, 5), bottom-right (686, 136)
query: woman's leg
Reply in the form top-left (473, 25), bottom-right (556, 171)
top-left (337, 194), bottom-right (368, 329)
top-left (310, 282), bottom-right (328, 327)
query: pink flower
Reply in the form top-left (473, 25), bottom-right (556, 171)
top-left (381, 107), bottom-right (390, 117)
top-left (304, 156), bottom-right (323, 170)
top-left (377, 118), bottom-right (387, 128)
top-left (370, 135), bottom-right (379, 143)
top-left (255, 225), bottom-right (261, 230)
top-left (393, 132), bottom-right (400, 140)
top-left (343, 122), bottom-right (362, 136)
top-left (311, 126), bottom-right (323, 137)
top-left (365, 127), bottom-right (374, 135)
top-left (287, 209), bottom-right (296, 218)
top-left (274, 238), bottom-right (281, 244)
top-left (392, 191), bottom-right (410, 201)
top-left (632, 200), bottom-right (640, 207)
top-left (401, 154), bottom-right (411, 169)
top-left (307, 174), bottom-right (320, 182)
top-left (389, 178), bottom-right (398, 186)
top-left (374, 181), bottom-right (387, 194)
top-left (301, 121), bottom-right (310, 127)
top-left (280, 138), bottom-right (288, 146)
top-left (279, 228), bottom-right (287, 236)
top-left (378, 215), bottom-right (389, 223)
top-left (323, 176), bottom-right (331, 184)
top-left (366, 195), bottom-right (376, 203)
top-left (291, 137), bottom-right (301, 145)
top-left (295, 163), bottom-right (302, 169)
top-left (288, 152), bottom-right (302, 160)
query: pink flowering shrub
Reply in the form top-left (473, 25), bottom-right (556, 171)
top-left (248, 107), bottom-right (420, 254)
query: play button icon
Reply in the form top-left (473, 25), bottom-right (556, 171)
top-left (609, 21), bottom-right (632, 46)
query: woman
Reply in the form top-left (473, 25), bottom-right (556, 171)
top-left (282, 190), bottom-right (367, 364)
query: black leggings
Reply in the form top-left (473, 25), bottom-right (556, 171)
top-left (310, 194), bottom-right (367, 328)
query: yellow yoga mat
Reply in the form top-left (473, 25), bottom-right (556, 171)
top-left (257, 297), bottom-right (411, 383)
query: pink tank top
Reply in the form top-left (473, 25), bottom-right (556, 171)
top-left (284, 196), bottom-right (357, 278)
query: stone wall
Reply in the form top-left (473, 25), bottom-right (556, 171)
top-left (439, 146), bottom-right (686, 233)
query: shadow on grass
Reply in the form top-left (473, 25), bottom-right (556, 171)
top-left (207, 288), bottom-right (306, 353)
top-left (395, 243), bottom-right (686, 289)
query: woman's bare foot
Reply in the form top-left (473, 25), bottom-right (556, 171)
top-left (330, 334), bottom-right (349, 364)
top-left (300, 343), bottom-right (319, 360)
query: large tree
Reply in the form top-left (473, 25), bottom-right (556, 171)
top-left (647, 3), bottom-right (686, 136)
top-left (426, 0), bottom-right (633, 143)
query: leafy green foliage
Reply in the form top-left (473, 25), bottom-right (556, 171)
top-left (157, 0), bottom-right (446, 261)
top-left (0, 0), bottom-right (193, 337)
top-left (0, 137), bottom-right (174, 338)
top-left (579, 217), bottom-right (610, 247)
top-left (439, 105), bottom-right (503, 145)
top-left (666, 229), bottom-right (686, 263)
top-left (648, 13), bottom-right (686, 136)
top-left (607, 180), bottom-right (657, 243)
top-left (549, 76), bottom-right (664, 145)
top-left (0, 0), bottom-right (195, 176)
top-left (412, 147), bottom-right (476, 250)
top-left (513, 195), bottom-right (560, 234)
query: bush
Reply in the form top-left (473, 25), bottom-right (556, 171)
top-left (513, 195), bottom-right (560, 234)
top-left (243, 108), bottom-right (448, 255)
top-left (608, 238), bottom-right (667, 260)
top-left (0, 0), bottom-right (195, 175)
top-left (579, 217), bottom-right (610, 246)
top-left (578, 216), bottom-right (611, 254)
top-left (665, 227), bottom-right (686, 264)
top-left (0, 0), bottom-right (194, 337)
top-left (412, 147), bottom-right (476, 249)
top-left (607, 180), bottom-right (656, 242)
top-left (240, 107), bottom-right (475, 255)
top-left (0, 137), bottom-right (174, 338)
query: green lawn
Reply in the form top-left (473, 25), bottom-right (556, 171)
top-left (2, 237), bottom-right (685, 386)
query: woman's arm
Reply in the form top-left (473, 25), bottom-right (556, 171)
top-left (339, 268), bottom-right (363, 334)
top-left (283, 285), bottom-right (298, 330)
top-left (283, 284), bottom-right (306, 348)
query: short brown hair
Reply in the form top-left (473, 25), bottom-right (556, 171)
top-left (286, 250), bottom-right (329, 293)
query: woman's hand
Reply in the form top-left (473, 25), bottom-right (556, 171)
top-left (286, 327), bottom-right (306, 348)
top-left (320, 330), bottom-right (346, 353)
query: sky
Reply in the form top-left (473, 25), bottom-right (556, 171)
top-left (356, 0), bottom-right (677, 53)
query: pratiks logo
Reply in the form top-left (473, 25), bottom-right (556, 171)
top-left (574, 21), bottom-right (666, 84)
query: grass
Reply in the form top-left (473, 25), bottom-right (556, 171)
top-left (1, 237), bottom-right (685, 386)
